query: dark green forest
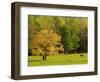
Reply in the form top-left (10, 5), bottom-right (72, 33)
top-left (28, 15), bottom-right (88, 56)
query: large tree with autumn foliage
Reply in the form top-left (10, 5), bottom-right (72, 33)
top-left (31, 29), bottom-right (64, 60)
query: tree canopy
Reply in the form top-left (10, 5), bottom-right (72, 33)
top-left (31, 29), bottom-right (64, 60)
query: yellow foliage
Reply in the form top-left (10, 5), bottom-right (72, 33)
top-left (31, 29), bottom-right (64, 55)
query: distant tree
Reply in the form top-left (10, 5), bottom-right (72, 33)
top-left (59, 26), bottom-right (80, 53)
top-left (57, 17), bottom-right (81, 53)
top-left (28, 15), bottom-right (40, 55)
top-left (36, 16), bottom-right (56, 30)
top-left (31, 29), bottom-right (64, 60)
top-left (78, 18), bottom-right (88, 53)
top-left (53, 16), bottom-right (65, 33)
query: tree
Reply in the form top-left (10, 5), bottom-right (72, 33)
top-left (28, 15), bottom-right (40, 55)
top-left (31, 29), bottom-right (64, 60)
top-left (28, 16), bottom-right (56, 55)
top-left (36, 16), bottom-right (55, 30)
top-left (58, 17), bottom-right (81, 53)
top-left (78, 18), bottom-right (88, 53)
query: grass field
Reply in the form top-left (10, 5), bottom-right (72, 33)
top-left (28, 53), bottom-right (88, 67)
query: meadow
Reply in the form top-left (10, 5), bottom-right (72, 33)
top-left (28, 53), bottom-right (88, 66)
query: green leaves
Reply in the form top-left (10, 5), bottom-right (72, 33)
top-left (28, 15), bottom-right (88, 55)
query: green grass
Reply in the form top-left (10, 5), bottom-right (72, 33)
top-left (28, 53), bottom-right (88, 67)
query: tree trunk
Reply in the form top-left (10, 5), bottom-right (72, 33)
top-left (43, 55), bottom-right (46, 61)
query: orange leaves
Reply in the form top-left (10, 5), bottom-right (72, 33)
top-left (31, 29), bottom-right (64, 55)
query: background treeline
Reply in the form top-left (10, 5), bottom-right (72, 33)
top-left (28, 15), bottom-right (88, 56)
